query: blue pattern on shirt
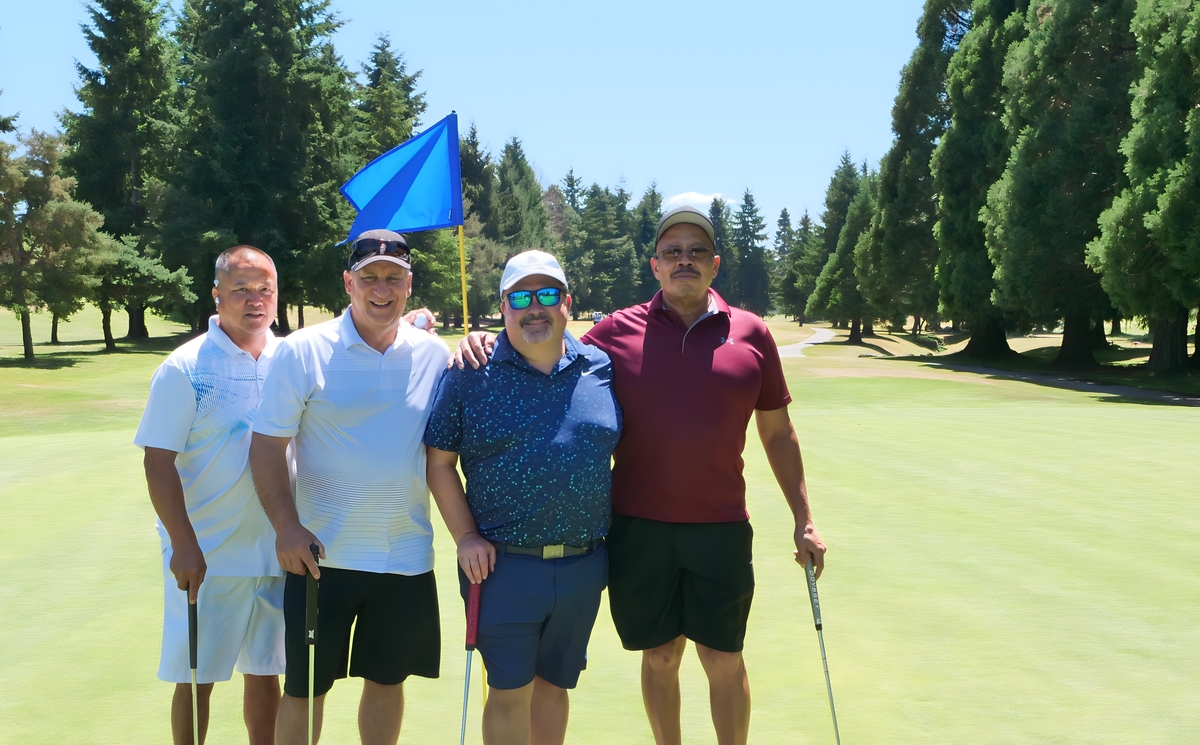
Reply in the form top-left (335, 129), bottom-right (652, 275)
top-left (423, 330), bottom-right (622, 548)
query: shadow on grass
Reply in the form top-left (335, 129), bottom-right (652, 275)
top-left (0, 333), bottom-right (191, 369)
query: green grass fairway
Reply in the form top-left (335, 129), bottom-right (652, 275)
top-left (2, 309), bottom-right (1198, 743)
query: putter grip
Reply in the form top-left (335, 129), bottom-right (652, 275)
top-left (305, 544), bottom-right (319, 646)
top-left (188, 598), bottom-right (198, 669)
top-left (805, 557), bottom-right (823, 631)
top-left (465, 582), bottom-right (481, 651)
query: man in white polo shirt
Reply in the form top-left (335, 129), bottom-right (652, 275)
top-left (134, 245), bottom-right (284, 745)
top-left (250, 229), bottom-right (450, 745)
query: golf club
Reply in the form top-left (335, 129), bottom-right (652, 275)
top-left (459, 581), bottom-right (482, 745)
top-left (187, 589), bottom-right (200, 745)
top-left (806, 556), bottom-right (841, 745)
top-left (306, 544), bottom-right (320, 745)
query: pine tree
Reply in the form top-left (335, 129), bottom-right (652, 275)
top-left (709, 198), bottom-right (738, 303)
top-left (492, 138), bottom-right (549, 249)
top-left (460, 124), bottom-right (495, 231)
top-left (1088, 0), bottom-right (1200, 373)
top-left (162, 0), bottom-right (356, 331)
top-left (982, 0), bottom-right (1138, 367)
top-left (777, 210), bottom-right (813, 322)
top-left (355, 35), bottom-right (425, 161)
top-left (61, 0), bottom-right (178, 338)
top-left (796, 154), bottom-right (860, 318)
top-left (562, 169), bottom-right (584, 212)
top-left (631, 184), bottom-right (663, 303)
top-left (810, 172), bottom-right (876, 340)
top-left (562, 185), bottom-right (637, 314)
top-left (931, 0), bottom-right (1030, 357)
top-left (871, 0), bottom-right (973, 331)
top-left (732, 190), bottom-right (771, 315)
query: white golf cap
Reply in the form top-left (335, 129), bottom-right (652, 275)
top-left (499, 250), bottom-right (568, 298)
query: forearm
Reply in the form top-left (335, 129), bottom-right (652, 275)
top-left (426, 451), bottom-right (481, 543)
top-left (757, 413), bottom-right (814, 528)
top-left (144, 449), bottom-right (197, 546)
top-left (249, 433), bottom-right (301, 531)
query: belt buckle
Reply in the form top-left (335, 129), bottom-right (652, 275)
top-left (541, 544), bottom-right (565, 560)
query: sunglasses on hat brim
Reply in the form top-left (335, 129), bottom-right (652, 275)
top-left (348, 238), bottom-right (410, 271)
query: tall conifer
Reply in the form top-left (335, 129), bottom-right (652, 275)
top-left (732, 190), bottom-right (771, 315)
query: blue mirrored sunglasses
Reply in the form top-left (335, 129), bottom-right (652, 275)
top-left (506, 287), bottom-right (562, 310)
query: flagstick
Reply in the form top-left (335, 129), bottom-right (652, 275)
top-left (457, 226), bottom-right (469, 331)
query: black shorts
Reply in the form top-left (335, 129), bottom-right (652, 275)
top-left (283, 567), bottom-right (440, 697)
top-left (607, 515), bottom-right (754, 653)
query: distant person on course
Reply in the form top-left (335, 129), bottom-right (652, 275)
top-left (249, 229), bottom-right (450, 745)
top-left (425, 251), bottom-right (622, 745)
top-left (457, 205), bottom-right (828, 745)
top-left (135, 245), bottom-right (285, 745)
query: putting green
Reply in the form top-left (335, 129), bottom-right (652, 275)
top-left (1, 308), bottom-right (1197, 743)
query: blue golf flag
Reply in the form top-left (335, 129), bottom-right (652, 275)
top-left (341, 112), bottom-right (463, 239)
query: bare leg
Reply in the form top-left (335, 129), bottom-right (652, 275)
top-left (530, 676), bottom-right (569, 745)
top-left (275, 693), bottom-right (325, 745)
top-left (358, 680), bottom-right (404, 745)
top-left (171, 682), bottom-right (214, 745)
top-left (483, 682), bottom-right (534, 745)
top-left (641, 636), bottom-right (687, 745)
top-left (243, 674), bottom-right (280, 745)
top-left (695, 644), bottom-right (750, 745)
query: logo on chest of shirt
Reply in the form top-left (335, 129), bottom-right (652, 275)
top-left (718, 336), bottom-right (735, 346)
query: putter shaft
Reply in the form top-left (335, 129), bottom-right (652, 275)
top-left (806, 558), bottom-right (841, 745)
top-left (460, 650), bottom-right (474, 745)
top-left (188, 595), bottom-right (200, 745)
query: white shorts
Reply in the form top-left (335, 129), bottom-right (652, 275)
top-left (159, 557), bottom-right (286, 684)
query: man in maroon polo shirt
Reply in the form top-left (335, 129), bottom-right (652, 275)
top-left (457, 205), bottom-right (827, 745)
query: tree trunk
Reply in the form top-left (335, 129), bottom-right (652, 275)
top-left (1090, 318), bottom-right (1108, 350)
top-left (962, 315), bottom-right (1015, 359)
top-left (1053, 313), bottom-right (1097, 368)
top-left (126, 304), bottom-right (149, 339)
top-left (297, 303), bottom-right (305, 329)
top-left (862, 319), bottom-right (875, 337)
top-left (1192, 307), bottom-right (1199, 368)
top-left (911, 316), bottom-right (921, 335)
top-left (1147, 309), bottom-right (1188, 374)
top-left (1110, 317), bottom-right (1121, 336)
top-left (51, 314), bottom-right (60, 344)
top-left (276, 303), bottom-right (291, 334)
top-left (848, 318), bottom-right (863, 344)
top-left (100, 304), bottom-right (116, 352)
top-left (21, 310), bottom-right (34, 361)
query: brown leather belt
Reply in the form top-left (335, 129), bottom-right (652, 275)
top-left (490, 538), bottom-right (604, 560)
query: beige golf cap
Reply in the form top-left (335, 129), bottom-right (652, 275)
top-left (499, 250), bottom-right (569, 298)
top-left (655, 205), bottom-right (716, 246)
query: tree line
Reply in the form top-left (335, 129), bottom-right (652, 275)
top-left (772, 0), bottom-right (1200, 373)
top-left (1, 0), bottom-right (789, 362)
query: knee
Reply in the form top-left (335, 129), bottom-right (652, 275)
top-left (487, 684), bottom-right (534, 714)
top-left (643, 638), bottom-right (686, 674)
top-left (695, 645), bottom-right (744, 678)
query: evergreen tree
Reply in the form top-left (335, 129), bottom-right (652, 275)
top-left (631, 184), bottom-right (663, 303)
top-left (162, 0), bottom-right (356, 331)
top-left (871, 0), bottom-right (973, 331)
top-left (770, 208), bottom-right (796, 309)
top-left (355, 35), bottom-right (424, 161)
top-left (61, 0), bottom-right (178, 338)
top-left (562, 184), bottom-right (637, 314)
top-left (542, 184), bottom-right (574, 244)
top-left (982, 0), bottom-right (1138, 367)
top-left (796, 153), bottom-right (860, 318)
top-left (732, 189), bottom-right (771, 315)
top-left (810, 172), bottom-right (874, 340)
top-left (0, 89), bottom-right (15, 133)
top-left (1088, 0), bottom-right (1200, 373)
top-left (708, 198), bottom-right (738, 303)
top-left (931, 0), bottom-right (1030, 357)
top-left (562, 169), bottom-right (584, 212)
top-left (491, 138), bottom-right (549, 249)
top-left (777, 210), bottom-right (813, 321)
top-left (460, 124), bottom-right (495, 231)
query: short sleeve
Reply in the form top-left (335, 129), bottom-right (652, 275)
top-left (581, 314), bottom-right (614, 351)
top-left (423, 366), bottom-right (464, 453)
top-left (253, 340), bottom-right (311, 438)
top-left (133, 362), bottom-right (197, 452)
top-left (754, 325), bottom-right (792, 411)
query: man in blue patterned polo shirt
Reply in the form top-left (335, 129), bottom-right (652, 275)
top-left (425, 250), bottom-right (621, 745)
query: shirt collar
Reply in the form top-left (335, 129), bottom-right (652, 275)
top-left (339, 307), bottom-right (411, 353)
top-left (649, 288), bottom-right (728, 318)
top-left (493, 329), bottom-right (583, 375)
top-left (207, 315), bottom-right (279, 359)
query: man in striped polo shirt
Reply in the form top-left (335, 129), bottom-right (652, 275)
top-left (249, 229), bottom-right (450, 745)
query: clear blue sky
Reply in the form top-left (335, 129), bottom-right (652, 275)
top-left (0, 0), bottom-right (926, 238)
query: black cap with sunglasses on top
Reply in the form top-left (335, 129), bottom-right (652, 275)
top-left (347, 229), bottom-right (411, 272)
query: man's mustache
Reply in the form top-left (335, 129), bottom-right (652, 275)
top-left (672, 268), bottom-right (700, 278)
top-left (520, 313), bottom-right (552, 326)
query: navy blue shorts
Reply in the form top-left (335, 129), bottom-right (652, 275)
top-left (458, 543), bottom-right (607, 690)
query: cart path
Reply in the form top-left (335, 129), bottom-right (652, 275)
top-left (776, 327), bottom-right (836, 358)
